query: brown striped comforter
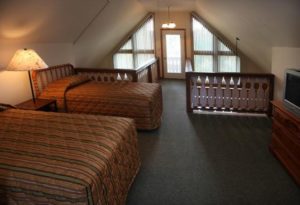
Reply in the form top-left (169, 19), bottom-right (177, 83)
top-left (39, 76), bottom-right (163, 130)
top-left (0, 109), bottom-right (140, 205)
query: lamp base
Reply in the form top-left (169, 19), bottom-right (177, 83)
top-left (28, 71), bottom-right (36, 104)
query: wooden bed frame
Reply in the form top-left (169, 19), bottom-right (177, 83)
top-left (32, 59), bottom-right (159, 97)
top-left (32, 60), bottom-right (163, 130)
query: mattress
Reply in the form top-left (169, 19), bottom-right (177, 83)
top-left (0, 109), bottom-right (140, 205)
top-left (39, 76), bottom-right (163, 130)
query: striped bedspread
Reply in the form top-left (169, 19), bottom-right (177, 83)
top-left (39, 77), bottom-right (163, 130)
top-left (0, 109), bottom-right (140, 204)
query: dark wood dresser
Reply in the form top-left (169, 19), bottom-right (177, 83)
top-left (270, 101), bottom-right (300, 185)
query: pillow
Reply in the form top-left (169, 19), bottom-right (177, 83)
top-left (42, 75), bottom-right (90, 91)
top-left (66, 75), bottom-right (91, 89)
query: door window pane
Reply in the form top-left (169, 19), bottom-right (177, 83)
top-left (166, 34), bottom-right (181, 73)
top-left (194, 55), bottom-right (213, 72)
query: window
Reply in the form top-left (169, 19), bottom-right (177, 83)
top-left (192, 15), bottom-right (240, 72)
top-left (113, 39), bottom-right (134, 69)
top-left (114, 16), bottom-right (155, 69)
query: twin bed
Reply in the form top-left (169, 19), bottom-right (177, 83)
top-left (0, 108), bottom-right (140, 204)
top-left (32, 64), bottom-right (163, 130)
top-left (0, 64), bottom-right (163, 204)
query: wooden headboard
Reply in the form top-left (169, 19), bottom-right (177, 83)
top-left (32, 64), bottom-right (75, 97)
top-left (31, 59), bottom-right (159, 97)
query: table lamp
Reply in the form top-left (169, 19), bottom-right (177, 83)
top-left (6, 48), bottom-right (48, 103)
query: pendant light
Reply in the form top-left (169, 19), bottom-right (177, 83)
top-left (162, 6), bottom-right (176, 29)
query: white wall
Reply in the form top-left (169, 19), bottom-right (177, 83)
top-left (0, 43), bottom-right (74, 105)
top-left (271, 47), bottom-right (300, 100)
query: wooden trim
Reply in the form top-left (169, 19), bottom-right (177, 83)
top-left (135, 58), bottom-right (157, 72)
top-left (160, 29), bottom-right (187, 79)
top-left (75, 67), bottom-right (137, 74)
top-left (132, 73), bottom-right (138, 82)
top-left (34, 63), bottom-right (74, 74)
top-left (133, 50), bottom-right (155, 54)
top-left (186, 73), bottom-right (192, 112)
top-left (32, 64), bottom-right (75, 97)
top-left (76, 58), bottom-right (159, 83)
top-left (157, 58), bottom-right (161, 80)
top-left (185, 71), bottom-right (274, 78)
top-left (75, 67), bottom-right (138, 82)
top-left (160, 29), bottom-right (164, 78)
top-left (117, 50), bottom-right (133, 54)
top-left (268, 76), bottom-right (275, 116)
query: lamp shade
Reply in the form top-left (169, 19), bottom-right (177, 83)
top-left (6, 48), bottom-right (48, 71)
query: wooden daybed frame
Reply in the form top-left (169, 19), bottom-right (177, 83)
top-left (31, 60), bottom-right (162, 130)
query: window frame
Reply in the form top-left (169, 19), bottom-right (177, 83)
top-left (113, 14), bottom-right (156, 69)
top-left (191, 13), bottom-right (240, 73)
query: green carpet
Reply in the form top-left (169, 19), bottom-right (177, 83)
top-left (126, 80), bottom-right (300, 205)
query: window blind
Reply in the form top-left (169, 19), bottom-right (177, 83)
top-left (192, 15), bottom-right (240, 73)
top-left (114, 16), bottom-right (155, 69)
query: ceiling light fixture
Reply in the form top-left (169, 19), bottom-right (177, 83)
top-left (162, 6), bottom-right (176, 29)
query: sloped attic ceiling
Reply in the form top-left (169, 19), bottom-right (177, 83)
top-left (195, 0), bottom-right (300, 72)
top-left (0, 0), bottom-right (108, 43)
top-left (0, 0), bottom-right (147, 67)
top-left (73, 0), bottom-right (147, 67)
top-left (139, 0), bottom-right (300, 72)
top-left (1, 0), bottom-right (299, 71)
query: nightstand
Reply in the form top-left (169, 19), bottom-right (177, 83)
top-left (16, 98), bottom-right (57, 112)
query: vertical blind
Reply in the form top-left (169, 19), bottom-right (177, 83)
top-left (192, 16), bottom-right (240, 72)
top-left (114, 17), bottom-right (155, 69)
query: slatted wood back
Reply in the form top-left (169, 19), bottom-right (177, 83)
top-left (76, 58), bottom-right (160, 83)
top-left (186, 72), bottom-right (274, 115)
top-left (32, 64), bottom-right (75, 97)
top-left (75, 68), bottom-right (137, 82)
top-left (31, 59), bottom-right (160, 97)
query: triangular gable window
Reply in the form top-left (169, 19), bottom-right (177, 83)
top-left (120, 39), bottom-right (132, 50)
top-left (113, 15), bottom-right (155, 69)
top-left (192, 14), bottom-right (240, 72)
